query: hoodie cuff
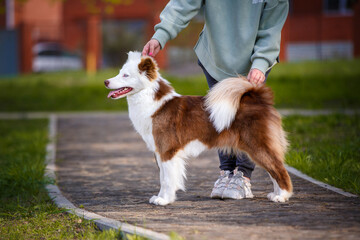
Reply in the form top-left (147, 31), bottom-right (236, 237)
top-left (152, 29), bottom-right (171, 49)
top-left (251, 58), bottom-right (270, 75)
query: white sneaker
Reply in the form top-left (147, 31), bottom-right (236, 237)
top-left (210, 170), bottom-right (231, 199)
top-left (222, 169), bottom-right (254, 199)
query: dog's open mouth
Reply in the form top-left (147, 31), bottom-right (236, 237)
top-left (107, 87), bottom-right (133, 99)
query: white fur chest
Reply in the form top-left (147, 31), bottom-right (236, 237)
top-left (127, 90), bottom-right (158, 152)
top-left (126, 85), bottom-right (179, 153)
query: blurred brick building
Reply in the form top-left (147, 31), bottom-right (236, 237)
top-left (281, 0), bottom-right (360, 61)
top-left (0, 0), bottom-right (359, 74)
top-left (0, 0), bottom-right (169, 73)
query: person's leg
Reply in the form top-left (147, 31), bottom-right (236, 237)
top-left (235, 152), bottom-right (255, 179)
top-left (218, 151), bottom-right (237, 172)
top-left (198, 60), bottom-right (237, 173)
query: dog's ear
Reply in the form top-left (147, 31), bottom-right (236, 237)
top-left (138, 57), bottom-right (158, 81)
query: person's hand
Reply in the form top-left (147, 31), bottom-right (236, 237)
top-left (247, 68), bottom-right (265, 85)
top-left (142, 39), bottom-right (161, 57)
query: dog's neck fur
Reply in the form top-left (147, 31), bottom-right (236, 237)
top-left (127, 78), bottom-right (179, 151)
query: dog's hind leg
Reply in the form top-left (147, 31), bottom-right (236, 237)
top-left (236, 109), bottom-right (292, 202)
top-left (241, 148), bottom-right (293, 202)
top-left (149, 153), bottom-right (186, 206)
top-left (261, 158), bottom-right (293, 202)
top-left (260, 156), bottom-right (292, 202)
top-left (267, 171), bottom-right (292, 202)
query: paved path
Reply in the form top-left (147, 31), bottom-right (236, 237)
top-left (56, 114), bottom-right (360, 239)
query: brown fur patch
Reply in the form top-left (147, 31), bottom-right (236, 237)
top-left (154, 80), bottom-right (174, 101)
top-left (138, 57), bottom-right (158, 81)
top-left (152, 96), bottom-right (219, 161)
top-left (151, 82), bottom-right (293, 193)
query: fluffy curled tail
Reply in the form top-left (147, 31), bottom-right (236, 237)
top-left (205, 77), bottom-right (273, 132)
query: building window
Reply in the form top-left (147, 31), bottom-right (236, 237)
top-left (323, 0), bottom-right (355, 15)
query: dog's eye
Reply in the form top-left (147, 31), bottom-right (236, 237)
top-left (123, 74), bottom-right (129, 78)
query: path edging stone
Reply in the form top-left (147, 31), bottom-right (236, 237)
top-left (285, 165), bottom-right (357, 197)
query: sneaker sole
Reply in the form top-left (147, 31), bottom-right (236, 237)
top-left (222, 191), bottom-right (254, 199)
top-left (210, 193), bottom-right (223, 199)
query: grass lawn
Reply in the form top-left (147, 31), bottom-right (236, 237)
top-left (0, 59), bottom-right (359, 112)
top-left (268, 59), bottom-right (360, 109)
top-left (0, 119), bottom-right (130, 239)
top-left (284, 114), bottom-right (360, 195)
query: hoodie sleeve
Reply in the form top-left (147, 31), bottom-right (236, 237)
top-left (152, 0), bottom-right (203, 49)
top-left (251, 0), bottom-right (289, 74)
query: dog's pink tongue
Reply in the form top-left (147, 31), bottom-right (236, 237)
top-left (107, 90), bottom-right (118, 98)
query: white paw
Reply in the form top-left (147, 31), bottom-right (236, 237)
top-left (149, 195), bottom-right (170, 206)
top-left (267, 192), bottom-right (288, 203)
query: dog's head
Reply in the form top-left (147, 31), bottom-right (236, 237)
top-left (104, 51), bottom-right (159, 99)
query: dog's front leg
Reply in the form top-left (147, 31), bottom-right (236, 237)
top-left (149, 154), bottom-right (186, 206)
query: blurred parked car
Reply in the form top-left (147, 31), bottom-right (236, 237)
top-left (32, 42), bottom-right (82, 72)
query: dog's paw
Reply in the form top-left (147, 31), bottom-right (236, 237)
top-left (267, 192), bottom-right (289, 203)
top-left (149, 195), bottom-right (170, 206)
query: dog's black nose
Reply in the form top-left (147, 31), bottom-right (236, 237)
top-left (104, 80), bottom-right (109, 87)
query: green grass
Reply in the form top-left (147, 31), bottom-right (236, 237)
top-left (284, 114), bottom-right (360, 195)
top-left (0, 58), bottom-right (359, 111)
top-left (0, 70), bottom-right (128, 112)
top-left (0, 119), bottom-right (128, 239)
top-left (268, 59), bottom-right (360, 109)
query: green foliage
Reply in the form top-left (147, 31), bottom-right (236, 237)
top-left (284, 114), bottom-right (360, 195)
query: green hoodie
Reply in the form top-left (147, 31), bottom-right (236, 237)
top-left (152, 0), bottom-right (289, 81)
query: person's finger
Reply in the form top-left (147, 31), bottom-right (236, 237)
top-left (247, 70), bottom-right (254, 81)
top-left (152, 46), bottom-right (158, 57)
top-left (256, 73), bottom-right (262, 84)
top-left (149, 42), bottom-right (155, 56)
top-left (259, 75), bottom-right (265, 84)
top-left (154, 45), bottom-right (160, 56)
top-left (255, 72), bottom-right (262, 84)
top-left (249, 71), bottom-right (257, 84)
top-left (142, 43), bottom-right (149, 56)
top-left (259, 72), bottom-right (265, 84)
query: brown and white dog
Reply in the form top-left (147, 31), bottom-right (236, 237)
top-left (104, 51), bottom-right (292, 205)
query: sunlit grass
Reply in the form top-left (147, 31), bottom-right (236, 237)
top-left (284, 114), bottom-right (360, 195)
